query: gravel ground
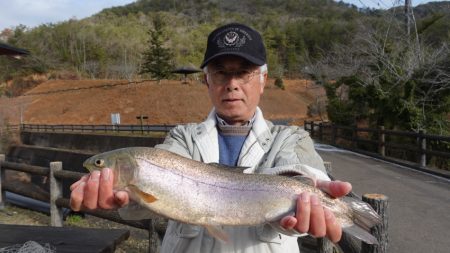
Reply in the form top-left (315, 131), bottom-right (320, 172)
top-left (0, 203), bottom-right (149, 252)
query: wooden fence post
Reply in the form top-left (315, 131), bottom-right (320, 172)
top-left (319, 123), bottom-right (323, 141)
top-left (148, 219), bottom-right (161, 253)
top-left (0, 154), bottom-right (5, 210)
top-left (323, 161), bottom-right (332, 175)
top-left (310, 122), bottom-right (315, 138)
top-left (331, 124), bottom-right (337, 146)
top-left (352, 125), bottom-right (358, 149)
top-left (361, 194), bottom-right (389, 253)
top-left (50, 161), bottom-right (64, 227)
top-left (378, 126), bottom-right (385, 157)
top-left (317, 238), bottom-right (333, 253)
top-left (418, 130), bottom-right (426, 168)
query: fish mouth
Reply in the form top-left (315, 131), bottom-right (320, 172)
top-left (82, 157), bottom-right (97, 172)
top-left (82, 162), bottom-right (93, 172)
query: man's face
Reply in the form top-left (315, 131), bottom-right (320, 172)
top-left (205, 55), bottom-right (267, 125)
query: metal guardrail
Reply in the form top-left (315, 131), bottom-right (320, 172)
top-left (0, 124), bottom-right (20, 134)
top-left (304, 121), bottom-right (450, 175)
top-left (21, 124), bottom-right (176, 134)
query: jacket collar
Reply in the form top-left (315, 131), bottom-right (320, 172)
top-left (239, 107), bottom-right (273, 173)
top-left (191, 109), bottom-right (219, 163)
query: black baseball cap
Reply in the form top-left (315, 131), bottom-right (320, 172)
top-left (200, 23), bottom-right (266, 68)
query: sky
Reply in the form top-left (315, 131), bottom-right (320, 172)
top-left (341, 0), bottom-right (438, 9)
top-left (0, 0), bottom-right (443, 32)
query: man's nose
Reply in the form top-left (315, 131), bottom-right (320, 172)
top-left (225, 75), bottom-right (240, 91)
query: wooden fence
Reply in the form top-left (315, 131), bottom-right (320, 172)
top-left (0, 124), bottom-right (20, 135)
top-left (0, 155), bottom-right (166, 253)
top-left (21, 124), bottom-right (175, 134)
top-left (0, 155), bottom-right (388, 253)
top-left (304, 121), bottom-right (450, 176)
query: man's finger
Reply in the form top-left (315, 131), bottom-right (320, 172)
top-left (309, 194), bottom-right (326, 237)
top-left (280, 216), bottom-right (297, 230)
top-left (324, 208), bottom-right (342, 243)
top-left (70, 175), bottom-right (88, 191)
top-left (114, 191), bottom-right (130, 207)
top-left (98, 168), bottom-right (117, 209)
top-left (83, 171), bottom-right (100, 209)
top-left (70, 182), bottom-right (85, 211)
top-left (316, 180), bottom-right (352, 198)
top-left (295, 192), bottom-right (311, 233)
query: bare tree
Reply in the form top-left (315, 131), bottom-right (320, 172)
top-left (307, 21), bottom-right (450, 132)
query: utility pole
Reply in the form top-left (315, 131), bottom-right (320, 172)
top-left (405, 0), bottom-right (413, 36)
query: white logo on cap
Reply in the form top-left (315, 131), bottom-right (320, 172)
top-left (217, 31), bottom-right (246, 48)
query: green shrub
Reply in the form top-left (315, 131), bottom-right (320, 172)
top-left (274, 77), bottom-right (285, 90)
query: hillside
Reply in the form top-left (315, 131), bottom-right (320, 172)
top-left (2, 0), bottom-right (449, 97)
top-left (1, 0), bottom-right (448, 136)
top-left (0, 78), bottom-right (324, 126)
top-left (0, 0), bottom-right (365, 88)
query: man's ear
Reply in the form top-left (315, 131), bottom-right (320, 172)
top-left (203, 74), bottom-right (209, 88)
top-left (260, 72), bottom-right (267, 93)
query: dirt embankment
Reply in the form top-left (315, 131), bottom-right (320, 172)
top-left (1, 78), bottom-right (325, 126)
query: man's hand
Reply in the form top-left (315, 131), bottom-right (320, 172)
top-left (280, 180), bottom-right (352, 243)
top-left (70, 168), bottom-right (129, 211)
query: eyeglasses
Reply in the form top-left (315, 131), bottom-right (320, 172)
top-left (207, 69), bottom-right (261, 86)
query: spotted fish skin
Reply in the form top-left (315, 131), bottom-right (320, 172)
top-left (83, 147), bottom-right (381, 244)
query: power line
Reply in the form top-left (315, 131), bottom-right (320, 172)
top-left (358, 0), bottom-right (370, 9)
top-left (368, 0), bottom-right (389, 8)
top-left (358, 0), bottom-right (399, 9)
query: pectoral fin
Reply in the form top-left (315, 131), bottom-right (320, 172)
top-left (205, 225), bottom-right (229, 243)
top-left (128, 184), bottom-right (158, 203)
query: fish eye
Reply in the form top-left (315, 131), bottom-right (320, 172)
top-left (95, 159), bottom-right (105, 167)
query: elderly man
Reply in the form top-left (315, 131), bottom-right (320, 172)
top-left (70, 23), bottom-right (351, 253)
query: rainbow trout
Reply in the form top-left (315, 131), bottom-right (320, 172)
top-left (83, 147), bottom-right (381, 244)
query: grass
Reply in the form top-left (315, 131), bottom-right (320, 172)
top-left (64, 213), bottom-right (85, 226)
top-left (0, 203), bottom-right (149, 252)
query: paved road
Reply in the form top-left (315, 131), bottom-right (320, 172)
top-left (315, 144), bottom-right (450, 253)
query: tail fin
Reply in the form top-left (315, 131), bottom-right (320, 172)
top-left (342, 196), bottom-right (382, 244)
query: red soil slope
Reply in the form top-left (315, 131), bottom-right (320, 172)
top-left (0, 79), bottom-right (325, 126)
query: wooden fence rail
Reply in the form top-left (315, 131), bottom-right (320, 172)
top-left (304, 121), bottom-right (450, 177)
top-left (0, 156), bottom-right (388, 253)
top-left (20, 124), bottom-right (176, 134)
top-left (0, 157), bottom-right (165, 253)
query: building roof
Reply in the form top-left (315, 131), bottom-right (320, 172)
top-left (0, 42), bottom-right (29, 56)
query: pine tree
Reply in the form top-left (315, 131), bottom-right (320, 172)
top-left (140, 14), bottom-right (174, 82)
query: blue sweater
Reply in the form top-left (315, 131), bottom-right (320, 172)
top-left (218, 133), bottom-right (247, 166)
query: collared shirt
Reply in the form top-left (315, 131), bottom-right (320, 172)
top-left (215, 114), bottom-right (256, 127)
top-left (215, 114), bottom-right (253, 166)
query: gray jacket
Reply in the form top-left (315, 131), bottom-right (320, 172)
top-left (153, 107), bottom-right (329, 253)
